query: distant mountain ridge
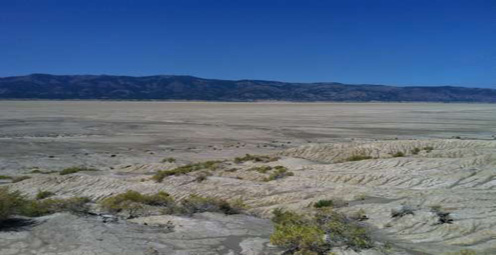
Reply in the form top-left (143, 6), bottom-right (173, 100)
top-left (0, 74), bottom-right (495, 102)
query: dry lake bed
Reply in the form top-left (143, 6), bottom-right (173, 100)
top-left (0, 101), bottom-right (495, 172)
top-left (1, 101), bottom-right (496, 255)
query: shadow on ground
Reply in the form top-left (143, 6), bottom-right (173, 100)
top-left (0, 218), bottom-right (37, 232)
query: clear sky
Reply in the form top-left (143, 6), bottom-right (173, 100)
top-left (1, 0), bottom-right (495, 88)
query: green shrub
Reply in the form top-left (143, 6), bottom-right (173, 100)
top-left (36, 190), bottom-right (55, 200)
top-left (270, 209), bottom-right (373, 254)
top-left (0, 175), bottom-right (31, 183)
top-left (423, 146), bottom-right (434, 153)
top-left (344, 155), bottom-right (373, 162)
top-left (11, 176), bottom-right (31, 183)
top-left (271, 221), bottom-right (326, 255)
top-left (234, 154), bottom-right (279, 164)
top-left (101, 190), bottom-right (174, 214)
top-left (152, 161), bottom-right (221, 182)
top-left (22, 197), bottom-right (90, 217)
top-left (318, 209), bottom-right (373, 249)
top-left (250, 165), bottom-right (272, 173)
top-left (272, 208), bottom-right (306, 225)
top-left (161, 157), bottom-right (176, 163)
top-left (0, 188), bottom-right (27, 221)
top-left (59, 166), bottom-right (97, 175)
top-left (270, 210), bottom-right (327, 255)
top-left (0, 175), bottom-right (12, 180)
top-left (100, 191), bottom-right (243, 217)
top-left (181, 194), bottom-right (240, 215)
top-left (264, 166), bottom-right (294, 181)
top-left (230, 198), bottom-right (249, 210)
top-left (30, 170), bottom-right (57, 174)
top-left (411, 148), bottom-right (421, 155)
top-left (392, 152), bottom-right (405, 157)
top-left (314, 199), bottom-right (334, 208)
top-left (0, 188), bottom-right (90, 220)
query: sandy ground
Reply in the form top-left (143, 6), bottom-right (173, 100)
top-left (1, 101), bottom-right (496, 255)
top-left (0, 101), bottom-right (495, 172)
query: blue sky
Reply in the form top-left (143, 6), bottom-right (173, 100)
top-left (1, 0), bottom-right (495, 88)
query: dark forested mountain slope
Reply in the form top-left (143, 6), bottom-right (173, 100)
top-left (0, 74), bottom-right (494, 102)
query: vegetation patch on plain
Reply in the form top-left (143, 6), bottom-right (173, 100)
top-left (234, 154), bottom-right (280, 164)
top-left (152, 160), bottom-right (222, 182)
top-left (100, 190), bottom-right (245, 218)
top-left (0, 187), bottom-right (90, 221)
top-left (270, 208), bottom-right (373, 254)
top-left (59, 166), bottom-right (98, 175)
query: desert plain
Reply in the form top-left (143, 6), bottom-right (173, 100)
top-left (1, 101), bottom-right (496, 255)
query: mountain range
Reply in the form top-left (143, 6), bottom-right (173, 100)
top-left (0, 74), bottom-right (495, 102)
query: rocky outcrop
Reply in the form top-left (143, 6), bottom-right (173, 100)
top-left (0, 213), bottom-right (278, 255)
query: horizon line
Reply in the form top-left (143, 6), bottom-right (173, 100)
top-left (1, 73), bottom-right (494, 90)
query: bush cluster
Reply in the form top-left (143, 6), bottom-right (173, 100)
top-left (249, 165), bottom-right (273, 174)
top-left (423, 146), bottom-right (434, 153)
top-left (59, 166), bottom-right (97, 175)
top-left (0, 188), bottom-right (26, 221)
top-left (411, 148), bottom-right (421, 155)
top-left (411, 147), bottom-right (435, 155)
top-left (161, 157), bottom-right (176, 163)
top-left (181, 194), bottom-right (241, 215)
top-left (234, 154), bottom-right (279, 164)
top-left (100, 191), bottom-right (243, 217)
top-left (12, 176), bottom-right (32, 183)
top-left (0, 175), bottom-right (11, 180)
top-left (23, 197), bottom-right (91, 217)
top-left (30, 169), bottom-right (58, 174)
top-left (313, 199), bottom-right (334, 208)
top-left (0, 187), bottom-right (90, 221)
top-left (152, 161), bottom-right (221, 182)
top-left (344, 155), bottom-right (373, 162)
top-left (270, 208), bottom-right (373, 254)
top-left (101, 190), bottom-right (174, 216)
top-left (36, 190), bottom-right (55, 200)
top-left (391, 152), bottom-right (405, 157)
top-left (264, 166), bottom-right (294, 181)
top-left (0, 175), bottom-right (32, 183)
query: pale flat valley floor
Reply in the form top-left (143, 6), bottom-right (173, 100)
top-left (0, 101), bottom-right (495, 172)
top-left (1, 101), bottom-right (496, 255)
